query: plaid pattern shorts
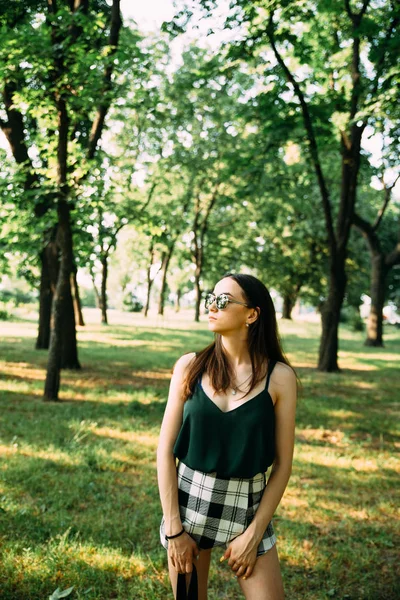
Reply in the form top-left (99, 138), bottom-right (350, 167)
top-left (160, 461), bottom-right (277, 556)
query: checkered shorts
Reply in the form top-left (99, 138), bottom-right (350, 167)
top-left (160, 461), bottom-right (276, 556)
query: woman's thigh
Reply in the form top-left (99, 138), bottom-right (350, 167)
top-left (238, 543), bottom-right (285, 600)
top-left (168, 548), bottom-right (212, 600)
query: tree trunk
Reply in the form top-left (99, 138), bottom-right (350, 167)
top-left (365, 254), bottom-right (386, 347)
top-left (71, 265), bottom-right (85, 326)
top-left (44, 73), bottom-right (81, 399)
top-left (60, 286), bottom-right (81, 369)
top-left (91, 272), bottom-right (101, 309)
top-left (100, 255), bottom-right (108, 325)
top-left (44, 201), bottom-right (81, 400)
top-left (175, 288), bottom-right (182, 313)
top-left (194, 264), bottom-right (202, 322)
top-left (191, 183), bottom-right (219, 323)
top-left (36, 237), bottom-right (59, 349)
top-left (144, 242), bottom-right (156, 317)
top-left (317, 261), bottom-right (347, 371)
top-left (282, 293), bottom-right (296, 319)
top-left (158, 246), bottom-right (174, 316)
top-left (144, 278), bottom-right (153, 317)
top-left (352, 173), bottom-right (400, 347)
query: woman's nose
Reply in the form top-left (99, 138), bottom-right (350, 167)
top-left (208, 298), bottom-right (218, 311)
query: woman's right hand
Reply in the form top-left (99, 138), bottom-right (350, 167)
top-left (168, 531), bottom-right (199, 574)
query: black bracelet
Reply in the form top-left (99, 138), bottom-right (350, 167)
top-left (165, 527), bottom-right (185, 540)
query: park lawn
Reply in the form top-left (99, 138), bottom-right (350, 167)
top-left (0, 313), bottom-right (399, 600)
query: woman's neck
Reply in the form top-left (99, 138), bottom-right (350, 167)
top-left (220, 335), bottom-right (251, 368)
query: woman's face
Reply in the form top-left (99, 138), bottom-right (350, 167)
top-left (207, 278), bottom-right (252, 333)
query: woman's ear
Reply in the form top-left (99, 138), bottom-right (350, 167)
top-left (251, 307), bottom-right (260, 323)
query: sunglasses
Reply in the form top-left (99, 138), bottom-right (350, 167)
top-left (204, 292), bottom-right (250, 310)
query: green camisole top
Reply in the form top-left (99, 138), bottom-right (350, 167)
top-left (173, 359), bottom-right (277, 478)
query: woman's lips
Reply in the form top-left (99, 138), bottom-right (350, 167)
top-left (208, 316), bottom-right (217, 321)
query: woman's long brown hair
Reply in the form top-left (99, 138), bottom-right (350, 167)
top-left (178, 272), bottom-right (300, 401)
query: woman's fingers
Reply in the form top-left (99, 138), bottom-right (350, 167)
top-left (169, 550), bottom-right (185, 574)
top-left (185, 560), bottom-right (193, 573)
top-left (241, 564), bottom-right (253, 579)
top-left (235, 564), bottom-right (246, 577)
top-left (231, 560), bottom-right (242, 572)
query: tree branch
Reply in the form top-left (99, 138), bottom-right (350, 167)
top-left (87, 0), bottom-right (122, 159)
top-left (345, 0), bottom-right (371, 20)
top-left (0, 81), bottom-right (45, 215)
top-left (266, 11), bottom-right (336, 253)
top-left (373, 173), bottom-right (400, 231)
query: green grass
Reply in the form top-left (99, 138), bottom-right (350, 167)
top-left (0, 311), bottom-right (399, 599)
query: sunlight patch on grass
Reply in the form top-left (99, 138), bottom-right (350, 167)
top-left (74, 545), bottom-right (147, 576)
top-left (17, 447), bottom-right (79, 466)
top-left (134, 370), bottom-right (171, 381)
top-left (280, 492), bottom-right (309, 509)
top-left (0, 380), bottom-right (43, 396)
top-left (339, 351), bottom-right (399, 363)
top-left (350, 458), bottom-right (379, 471)
top-left (356, 381), bottom-right (375, 389)
top-left (298, 448), bottom-right (382, 472)
top-left (326, 409), bottom-right (359, 418)
top-left (59, 390), bottom-right (88, 401)
top-left (78, 333), bottom-right (148, 346)
top-left (0, 444), bottom-right (19, 458)
top-left (78, 332), bottom-right (175, 352)
top-left (0, 362), bottom-right (44, 380)
top-left (0, 322), bottom-right (37, 338)
top-left (346, 508), bottom-right (370, 520)
top-left (297, 428), bottom-right (348, 446)
top-left (92, 426), bottom-right (158, 448)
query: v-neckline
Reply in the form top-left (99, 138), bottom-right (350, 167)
top-left (197, 376), bottom-right (275, 414)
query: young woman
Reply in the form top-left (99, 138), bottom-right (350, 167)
top-left (157, 273), bottom-right (298, 600)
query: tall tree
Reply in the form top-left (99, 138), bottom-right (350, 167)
top-left (353, 174), bottom-right (400, 345)
top-left (170, 0), bottom-right (400, 369)
top-left (42, 0), bottom-right (122, 399)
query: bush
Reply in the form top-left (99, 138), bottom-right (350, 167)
top-left (122, 292), bottom-right (143, 312)
top-left (340, 305), bottom-right (365, 331)
top-left (0, 299), bottom-right (14, 320)
top-left (0, 288), bottom-right (35, 306)
top-left (80, 287), bottom-right (97, 308)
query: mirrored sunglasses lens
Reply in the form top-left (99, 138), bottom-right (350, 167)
top-left (205, 294), bottom-right (214, 308)
top-left (216, 295), bottom-right (228, 309)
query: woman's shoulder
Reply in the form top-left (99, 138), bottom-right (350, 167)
top-left (271, 361), bottom-right (298, 403)
top-left (172, 351), bottom-right (197, 375)
top-left (273, 360), bottom-right (296, 382)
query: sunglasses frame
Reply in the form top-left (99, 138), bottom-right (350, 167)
top-left (204, 292), bottom-right (250, 310)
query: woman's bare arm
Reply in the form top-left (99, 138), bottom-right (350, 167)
top-left (223, 362), bottom-right (298, 578)
top-left (156, 351), bottom-right (198, 573)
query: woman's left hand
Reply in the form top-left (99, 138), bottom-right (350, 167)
top-left (221, 531), bottom-right (259, 579)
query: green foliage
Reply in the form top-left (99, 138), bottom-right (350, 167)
top-left (122, 292), bottom-right (143, 312)
top-left (79, 286), bottom-right (97, 308)
top-left (0, 288), bottom-right (36, 306)
top-left (2, 0), bottom-right (398, 339)
top-left (0, 307), bottom-right (11, 321)
top-left (339, 304), bottom-right (365, 332)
